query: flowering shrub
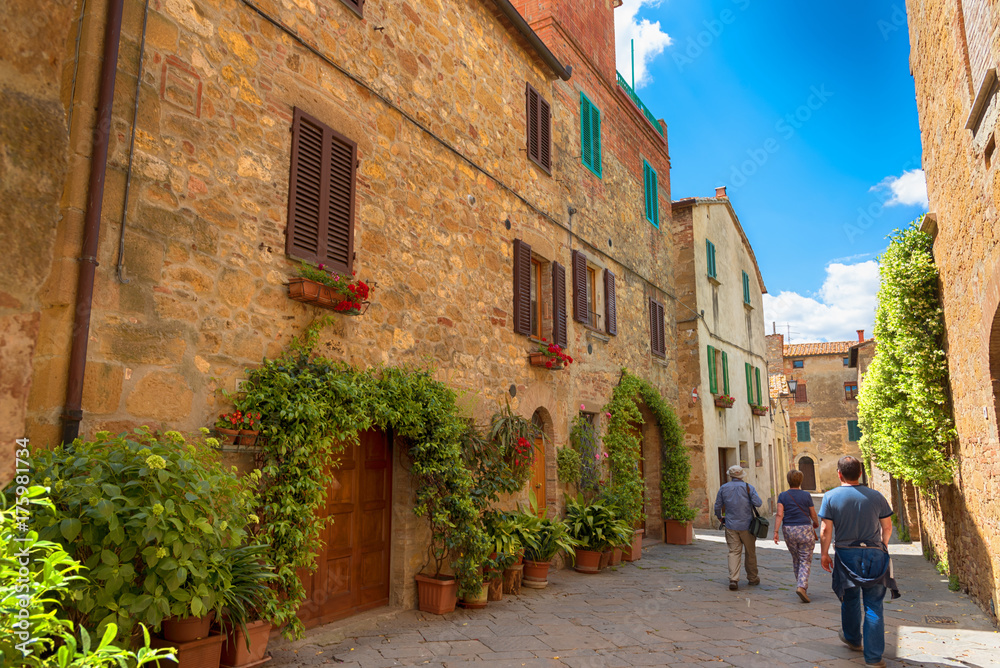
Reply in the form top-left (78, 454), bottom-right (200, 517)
top-left (298, 261), bottom-right (371, 313)
top-left (216, 409), bottom-right (262, 430)
top-left (508, 436), bottom-right (535, 483)
top-left (535, 338), bottom-right (573, 368)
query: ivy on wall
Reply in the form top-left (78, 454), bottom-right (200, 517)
top-left (857, 221), bottom-right (956, 487)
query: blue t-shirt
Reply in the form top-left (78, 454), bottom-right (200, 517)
top-left (778, 489), bottom-right (814, 526)
top-left (818, 484), bottom-right (893, 545)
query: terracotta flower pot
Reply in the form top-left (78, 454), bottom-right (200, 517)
top-left (623, 529), bottom-right (644, 562)
top-left (599, 549), bottom-right (612, 570)
top-left (522, 559), bottom-right (551, 588)
top-left (528, 352), bottom-right (564, 369)
top-left (151, 631), bottom-right (224, 668)
top-left (610, 547), bottom-right (623, 566)
top-left (664, 519), bottom-right (694, 545)
top-left (415, 574), bottom-right (458, 615)
top-left (502, 564), bottom-right (523, 595)
top-left (160, 612), bottom-right (215, 642)
top-left (461, 581), bottom-right (488, 609)
top-left (216, 428), bottom-right (239, 445)
top-left (236, 429), bottom-right (259, 447)
top-left (220, 620), bottom-right (271, 667)
top-left (573, 548), bottom-right (603, 574)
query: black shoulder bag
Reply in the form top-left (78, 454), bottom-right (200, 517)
top-left (747, 483), bottom-right (769, 539)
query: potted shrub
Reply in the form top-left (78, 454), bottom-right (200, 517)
top-left (528, 339), bottom-right (574, 369)
top-left (483, 514), bottom-right (522, 602)
top-left (519, 497), bottom-right (579, 589)
top-left (565, 496), bottom-right (617, 574)
top-left (218, 545), bottom-right (277, 668)
top-left (25, 428), bottom-right (258, 648)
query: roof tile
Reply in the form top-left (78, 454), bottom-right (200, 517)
top-left (784, 341), bottom-right (854, 357)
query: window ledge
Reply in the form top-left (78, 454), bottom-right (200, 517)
top-left (653, 357), bottom-right (669, 368)
top-left (967, 68), bottom-right (997, 132)
top-left (582, 325), bottom-right (610, 341)
top-left (708, 275), bottom-right (721, 286)
top-left (743, 301), bottom-right (754, 310)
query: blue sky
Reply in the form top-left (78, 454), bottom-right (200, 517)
top-left (615, 0), bottom-right (929, 342)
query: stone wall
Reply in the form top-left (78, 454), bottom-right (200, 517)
top-left (905, 0), bottom-right (1000, 623)
top-left (24, 0), bottom-right (679, 610)
top-left (0, 0), bottom-right (78, 487)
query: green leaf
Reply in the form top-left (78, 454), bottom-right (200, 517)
top-left (60, 518), bottom-right (82, 541)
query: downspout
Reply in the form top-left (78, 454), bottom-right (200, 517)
top-left (61, 0), bottom-right (126, 444)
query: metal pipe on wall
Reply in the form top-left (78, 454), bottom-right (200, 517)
top-left (61, 0), bottom-right (126, 444)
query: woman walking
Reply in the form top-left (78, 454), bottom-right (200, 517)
top-left (773, 469), bottom-right (820, 602)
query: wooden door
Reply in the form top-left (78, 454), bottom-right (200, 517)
top-left (530, 437), bottom-right (547, 515)
top-left (799, 456), bottom-right (817, 491)
top-left (299, 429), bottom-right (392, 627)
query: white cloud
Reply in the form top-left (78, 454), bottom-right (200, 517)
top-left (763, 261), bottom-right (879, 343)
top-left (870, 169), bottom-right (928, 208)
top-left (615, 0), bottom-right (672, 89)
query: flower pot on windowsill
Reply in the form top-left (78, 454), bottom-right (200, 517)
top-left (287, 277), bottom-right (371, 315)
top-left (236, 430), bottom-right (259, 447)
top-left (751, 406), bottom-right (768, 416)
top-left (664, 519), bottom-right (694, 545)
top-left (216, 428), bottom-right (239, 446)
top-left (528, 352), bottom-right (564, 370)
top-left (713, 396), bottom-right (736, 409)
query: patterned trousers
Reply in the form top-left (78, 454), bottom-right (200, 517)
top-left (782, 524), bottom-right (816, 589)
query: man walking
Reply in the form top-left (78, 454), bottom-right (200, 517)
top-left (714, 465), bottom-right (762, 590)
top-left (820, 456), bottom-right (899, 668)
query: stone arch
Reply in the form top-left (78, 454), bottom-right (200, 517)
top-left (530, 405), bottom-right (558, 517)
top-left (513, 381), bottom-right (562, 517)
top-left (797, 455), bottom-right (818, 491)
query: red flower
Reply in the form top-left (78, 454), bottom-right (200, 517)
top-left (541, 337), bottom-right (547, 342)
top-left (545, 360), bottom-right (553, 368)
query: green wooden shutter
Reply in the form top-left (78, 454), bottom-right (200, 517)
top-left (643, 161), bottom-right (659, 227)
top-left (706, 240), bottom-right (717, 278)
top-left (754, 367), bottom-right (762, 405)
top-left (848, 420), bottom-right (860, 441)
top-left (721, 351), bottom-right (729, 395)
top-left (742, 271), bottom-right (750, 304)
top-left (708, 345), bottom-right (717, 394)
top-left (796, 421), bottom-right (811, 442)
top-left (745, 362), bottom-right (753, 403)
top-left (591, 100), bottom-right (602, 176)
top-left (580, 94), bottom-right (592, 170)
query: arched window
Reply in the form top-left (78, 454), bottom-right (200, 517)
top-left (799, 456), bottom-right (817, 491)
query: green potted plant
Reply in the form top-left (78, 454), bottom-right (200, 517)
top-left (218, 544), bottom-right (277, 668)
top-left (714, 394), bottom-right (736, 408)
top-left (483, 513), bottom-right (522, 601)
top-left (519, 494), bottom-right (578, 588)
top-left (565, 496), bottom-right (619, 574)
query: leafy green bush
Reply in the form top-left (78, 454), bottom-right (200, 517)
top-left (21, 429), bottom-right (257, 641)
top-left (556, 447), bottom-right (581, 486)
top-left (569, 414), bottom-right (601, 494)
top-left (858, 221), bottom-right (956, 486)
top-left (1, 486), bottom-right (173, 667)
top-left (564, 496), bottom-right (632, 550)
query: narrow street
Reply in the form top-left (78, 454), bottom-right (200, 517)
top-left (269, 531), bottom-right (999, 668)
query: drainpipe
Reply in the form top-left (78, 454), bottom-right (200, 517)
top-left (61, 0), bottom-right (126, 444)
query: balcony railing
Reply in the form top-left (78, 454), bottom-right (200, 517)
top-left (616, 71), bottom-right (663, 138)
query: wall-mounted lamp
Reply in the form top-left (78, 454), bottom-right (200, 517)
top-left (787, 378), bottom-right (798, 395)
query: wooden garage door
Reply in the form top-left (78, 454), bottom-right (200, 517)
top-left (298, 429), bottom-right (392, 627)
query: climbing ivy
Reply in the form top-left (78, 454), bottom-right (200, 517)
top-left (857, 221), bottom-right (956, 487)
top-left (603, 370), bottom-right (694, 524)
top-left (238, 322), bottom-right (487, 639)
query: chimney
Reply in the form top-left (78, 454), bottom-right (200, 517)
top-left (857, 329), bottom-right (865, 343)
top-left (715, 186), bottom-right (728, 199)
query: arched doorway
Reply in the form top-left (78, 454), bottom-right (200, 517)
top-left (799, 456), bottom-right (817, 491)
top-left (530, 410), bottom-right (548, 516)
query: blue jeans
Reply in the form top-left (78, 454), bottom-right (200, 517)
top-left (838, 548), bottom-right (888, 663)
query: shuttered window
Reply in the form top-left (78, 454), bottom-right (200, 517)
top-left (754, 367), bottom-right (762, 405)
top-left (643, 160), bottom-right (659, 227)
top-left (337, 0), bottom-right (364, 16)
top-left (847, 420), bottom-right (861, 442)
top-left (742, 271), bottom-right (752, 305)
top-left (287, 108), bottom-right (356, 275)
top-left (580, 92), bottom-right (602, 177)
top-left (526, 83), bottom-right (552, 173)
top-left (512, 239), bottom-right (532, 336)
top-left (745, 362), bottom-right (753, 403)
top-left (604, 270), bottom-right (617, 335)
top-left (552, 262), bottom-right (567, 347)
top-left (707, 345), bottom-right (717, 394)
top-left (649, 298), bottom-right (665, 358)
top-left (722, 351), bottom-right (729, 395)
top-left (796, 421), bottom-right (811, 442)
top-left (572, 250), bottom-right (588, 323)
top-left (706, 240), bottom-right (717, 279)
top-left (795, 383), bottom-right (808, 403)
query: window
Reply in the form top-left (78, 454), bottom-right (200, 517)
top-left (643, 160), bottom-right (659, 227)
top-left (530, 258), bottom-right (542, 338)
top-left (649, 298), bottom-right (665, 358)
top-left (847, 420), bottom-right (862, 442)
top-left (513, 239), bottom-right (533, 336)
top-left (794, 382), bottom-right (808, 403)
top-left (843, 357), bottom-right (850, 366)
top-left (742, 271), bottom-right (752, 305)
top-left (287, 108), bottom-right (357, 275)
top-left (586, 265), bottom-right (598, 328)
top-left (744, 363), bottom-right (762, 404)
top-left (336, 0), bottom-right (364, 17)
top-left (792, 360), bottom-right (804, 369)
top-left (580, 92), bottom-right (602, 177)
top-left (706, 240), bottom-right (717, 279)
top-left (754, 443), bottom-right (763, 467)
top-left (604, 270), bottom-right (618, 336)
top-left (552, 262), bottom-right (567, 347)
top-left (525, 83), bottom-right (552, 173)
top-left (845, 383), bottom-right (859, 400)
top-left (755, 367), bottom-right (762, 405)
top-left (796, 421), bottom-right (811, 442)
top-left (572, 250), bottom-right (588, 324)
top-left (707, 346), bottom-right (729, 395)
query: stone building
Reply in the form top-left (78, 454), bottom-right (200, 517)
top-left (15, 0), bottom-right (682, 623)
top-left (672, 189), bottom-right (779, 526)
top-left (903, 0), bottom-right (1000, 622)
top-left (765, 332), bottom-right (865, 491)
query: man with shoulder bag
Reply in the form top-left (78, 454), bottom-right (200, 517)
top-left (714, 465), bottom-right (765, 590)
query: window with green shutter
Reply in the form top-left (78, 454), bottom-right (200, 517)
top-left (706, 240), bottom-right (717, 279)
top-left (796, 421), bottom-right (811, 442)
top-left (754, 367), bottom-right (762, 405)
top-left (721, 351), bottom-right (730, 395)
top-left (707, 345), bottom-right (717, 394)
top-left (848, 420), bottom-right (861, 442)
top-left (643, 160), bottom-right (659, 227)
top-left (742, 271), bottom-right (751, 305)
top-left (580, 92), bottom-right (602, 177)
top-left (745, 362), bottom-right (753, 403)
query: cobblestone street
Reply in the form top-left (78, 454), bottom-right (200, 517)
top-left (269, 531), bottom-right (1000, 668)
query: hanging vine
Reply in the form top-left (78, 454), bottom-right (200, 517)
top-left (857, 220), bottom-right (956, 487)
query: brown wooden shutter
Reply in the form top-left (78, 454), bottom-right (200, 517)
top-left (552, 262), bottom-right (567, 347)
top-left (287, 108), bottom-right (356, 275)
top-left (526, 84), bottom-right (540, 164)
top-left (795, 383), bottom-right (808, 403)
top-left (512, 239), bottom-right (532, 336)
top-left (604, 270), bottom-right (617, 335)
top-left (339, 0), bottom-right (364, 17)
top-left (572, 250), bottom-right (588, 323)
top-left (526, 83), bottom-right (551, 173)
top-left (649, 298), bottom-right (665, 358)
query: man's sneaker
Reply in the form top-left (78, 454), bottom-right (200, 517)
top-left (748, 580), bottom-right (760, 586)
top-left (838, 631), bottom-right (862, 651)
top-left (729, 580), bottom-right (738, 590)
top-left (796, 587), bottom-right (810, 603)
top-left (865, 661), bottom-right (886, 667)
